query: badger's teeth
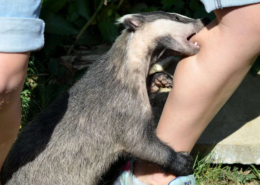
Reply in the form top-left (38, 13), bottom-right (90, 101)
top-left (194, 42), bottom-right (198, 46)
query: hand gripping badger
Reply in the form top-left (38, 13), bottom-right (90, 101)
top-left (1, 12), bottom-right (209, 185)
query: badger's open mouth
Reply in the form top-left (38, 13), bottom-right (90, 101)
top-left (150, 31), bottom-right (201, 65)
top-left (187, 32), bottom-right (199, 49)
top-left (150, 48), bottom-right (181, 66)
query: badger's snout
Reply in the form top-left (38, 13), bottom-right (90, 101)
top-left (184, 17), bottom-right (211, 55)
top-left (194, 17), bottom-right (211, 33)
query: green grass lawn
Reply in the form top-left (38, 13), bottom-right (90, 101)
top-left (193, 154), bottom-right (260, 185)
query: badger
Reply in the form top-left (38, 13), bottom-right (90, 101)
top-left (1, 11), bottom-right (209, 185)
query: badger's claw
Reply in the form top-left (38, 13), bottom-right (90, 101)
top-left (147, 72), bottom-right (173, 94)
top-left (166, 152), bottom-right (194, 176)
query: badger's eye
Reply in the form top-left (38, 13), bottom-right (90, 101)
top-left (175, 17), bottom-right (180, 21)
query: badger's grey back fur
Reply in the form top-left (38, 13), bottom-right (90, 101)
top-left (1, 11), bottom-right (208, 185)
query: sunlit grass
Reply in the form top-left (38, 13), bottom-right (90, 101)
top-left (193, 153), bottom-right (260, 185)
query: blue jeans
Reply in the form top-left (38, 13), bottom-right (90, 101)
top-left (0, 0), bottom-right (44, 52)
top-left (201, 0), bottom-right (260, 12)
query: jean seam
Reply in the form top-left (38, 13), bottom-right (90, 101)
top-left (215, 0), bottom-right (223, 9)
top-left (214, 0), bottom-right (219, 9)
top-left (218, 0), bottom-right (223, 9)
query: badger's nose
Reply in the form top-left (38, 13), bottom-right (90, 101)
top-left (201, 17), bottom-right (211, 26)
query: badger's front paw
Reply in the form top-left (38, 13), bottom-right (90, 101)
top-left (165, 152), bottom-right (194, 176)
top-left (147, 72), bottom-right (173, 94)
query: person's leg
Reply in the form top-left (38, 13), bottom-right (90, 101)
top-left (135, 3), bottom-right (260, 185)
top-left (157, 4), bottom-right (260, 153)
top-left (0, 52), bottom-right (29, 170)
top-left (0, 0), bottom-right (44, 179)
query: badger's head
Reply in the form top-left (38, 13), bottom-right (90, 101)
top-left (117, 11), bottom-right (210, 66)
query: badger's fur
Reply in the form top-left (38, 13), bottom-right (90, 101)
top-left (1, 11), bottom-right (209, 185)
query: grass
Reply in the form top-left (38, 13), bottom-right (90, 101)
top-left (193, 153), bottom-right (260, 185)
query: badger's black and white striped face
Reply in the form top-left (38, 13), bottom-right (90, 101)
top-left (117, 11), bottom-right (209, 65)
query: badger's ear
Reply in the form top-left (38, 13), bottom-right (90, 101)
top-left (117, 14), bottom-right (144, 31)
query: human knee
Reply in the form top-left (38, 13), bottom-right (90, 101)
top-left (0, 76), bottom-right (25, 108)
top-left (0, 53), bottom-right (29, 107)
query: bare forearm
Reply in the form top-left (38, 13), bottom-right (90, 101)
top-left (156, 4), bottom-right (260, 152)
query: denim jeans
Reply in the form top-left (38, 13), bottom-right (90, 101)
top-left (201, 0), bottom-right (260, 12)
top-left (0, 0), bottom-right (44, 52)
